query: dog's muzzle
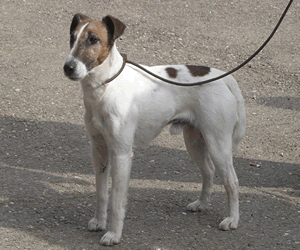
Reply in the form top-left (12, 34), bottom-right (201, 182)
top-left (64, 60), bottom-right (77, 79)
top-left (63, 57), bottom-right (88, 81)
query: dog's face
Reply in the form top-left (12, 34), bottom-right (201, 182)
top-left (63, 13), bottom-right (126, 81)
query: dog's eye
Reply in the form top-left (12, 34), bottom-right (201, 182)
top-left (88, 35), bottom-right (99, 45)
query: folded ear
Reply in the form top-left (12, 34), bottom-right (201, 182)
top-left (70, 13), bottom-right (90, 35)
top-left (102, 15), bottom-right (126, 46)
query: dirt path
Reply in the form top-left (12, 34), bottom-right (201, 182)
top-left (1, 0), bottom-right (299, 249)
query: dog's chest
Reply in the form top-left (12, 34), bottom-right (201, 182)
top-left (83, 89), bottom-right (110, 131)
top-left (82, 84), bottom-right (170, 147)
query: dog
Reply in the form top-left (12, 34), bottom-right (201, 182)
top-left (63, 13), bottom-right (246, 246)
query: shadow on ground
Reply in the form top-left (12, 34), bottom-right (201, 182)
top-left (1, 116), bottom-right (299, 249)
top-left (256, 96), bottom-right (300, 112)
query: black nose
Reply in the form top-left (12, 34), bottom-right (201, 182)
top-left (64, 61), bottom-right (76, 76)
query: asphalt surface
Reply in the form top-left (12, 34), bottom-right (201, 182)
top-left (1, 0), bottom-right (299, 249)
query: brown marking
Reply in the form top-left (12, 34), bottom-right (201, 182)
top-left (72, 20), bottom-right (110, 70)
top-left (70, 13), bottom-right (90, 35)
top-left (102, 15), bottom-right (126, 47)
top-left (186, 65), bottom-right (210, 77)
top-left (165, 67), bottom-right (178, 78)
top-left (69, 14), bottom-right (126, 71)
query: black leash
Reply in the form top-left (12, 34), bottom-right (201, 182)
top-left (124, 0), bottom-right (293, 86)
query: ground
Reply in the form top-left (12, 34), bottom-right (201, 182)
top-left (0, 0), bottom-right (299, 249)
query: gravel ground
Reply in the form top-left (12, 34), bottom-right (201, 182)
top-left (1, 0), bottom-right (299, 249)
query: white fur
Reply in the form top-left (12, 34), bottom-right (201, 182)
top-left (68, 43), bottom-right (246, 245)
top-left (71, 23), bottom-right (88, 54)
top-left (64, 23), bottom-right (89, 79)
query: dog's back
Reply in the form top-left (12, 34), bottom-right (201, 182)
top-left (150, 64), bottom-right (246, 151)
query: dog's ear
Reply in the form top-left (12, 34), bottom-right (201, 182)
top-left (102, 15), bottom-right (126, 46)
top-left (70, 13), bottom-right (90, 35)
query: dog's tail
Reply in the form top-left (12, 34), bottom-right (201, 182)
top-left (224, 75), bottom-right (246, 152)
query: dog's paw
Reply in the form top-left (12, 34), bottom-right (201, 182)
top-left (187, 199), bottom-right (209, 212)
top-left (219, 216), bottom-right (239, 231)
top-left (88, 218), bottom-right (106, 231)
top-left (100, 231), bottom-right (120, 246)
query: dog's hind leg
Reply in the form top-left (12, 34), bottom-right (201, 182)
top-left (87, 133), bottom-right (110, 232)
top-left (183, 126), bottom-right (215, 211)
top-left (203, 131), bottom-right (239, 230)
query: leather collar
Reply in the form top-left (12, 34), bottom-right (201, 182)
top-left (101, 53), bottom-right (127, 86)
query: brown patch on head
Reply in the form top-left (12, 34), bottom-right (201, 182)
top-left (70, 13), bottom-right (90, 36)
top-left (69, 14), bottom-right (126, 71)
top-left (71, 20), bottom-right (111, 71)
top-left (165, 67), bottom-right (178, 78)
top-left (102, 15), bottom-right (126, 47)
top-left (186, 65), bottom-right (210, 77)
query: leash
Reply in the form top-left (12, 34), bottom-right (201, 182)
top-left (118, 0), bottom-right (293, 87)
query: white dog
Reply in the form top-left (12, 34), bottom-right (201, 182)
top-left (63, 13), bottom-right (246, 246)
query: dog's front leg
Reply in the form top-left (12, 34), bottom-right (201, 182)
top-left (87, 134), bottom-right (110, 232)
top-left (100, 149), bottom-right (133, 246)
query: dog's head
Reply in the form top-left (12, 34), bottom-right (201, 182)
top-left (63, 13), bottom-right (126, 81)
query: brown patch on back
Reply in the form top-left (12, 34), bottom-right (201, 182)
top-left (186, 65), bottom-right (210, 77)
top-left (166, 67), bottom-right (178, 78)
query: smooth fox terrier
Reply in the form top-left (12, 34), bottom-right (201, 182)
top-left (63, 13), bottom-right (246, 246)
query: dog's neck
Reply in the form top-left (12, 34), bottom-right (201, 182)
top-left (81, 44), bottom-right (123, 89)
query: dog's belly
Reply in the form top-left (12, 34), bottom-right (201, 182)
top-left (133, 123), bottom-right (165, 147)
